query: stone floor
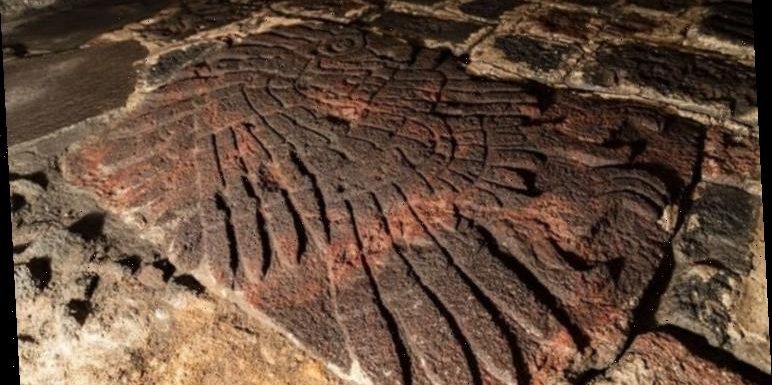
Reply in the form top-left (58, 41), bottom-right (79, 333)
top-left (4, 1), bottom-right (768, 385)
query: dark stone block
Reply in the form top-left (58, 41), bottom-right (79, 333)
top-left (677, 183), bottom-right (760, 274)
top-left (563, 0), bottom-right (618, 6)
top-left (458, 0), bottom-right (525, 20)
top-left (536, 7), bottom-right (594, 39)
top-left (628, 0), bottom-right (699, 11)
top-left (602, 9), bottom-right (660, 34)
top-left (372, 11), bottom-right (484, 44)
top-left (587, 42), bottom-right (756, 116)
top-left (700, 1), bottom-right (754, 45)
top-left (494, 35), bottom-right (578, 71)
top-left (664, 181), bottom-right (764, 357)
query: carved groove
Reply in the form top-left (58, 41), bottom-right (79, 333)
top-left (63, 22), bottom-right (705, 385)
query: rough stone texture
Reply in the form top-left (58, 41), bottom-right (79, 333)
top-left (699, 1), bottom-right (754, 45)
top-left (10, 151), bottom-right (345, 385)
top-left (140, 41), bottom-right (223, 89)
top-left (684, 0), bottom-right (755, 60)
top-left (0, 0), bottom-right (82, 19)
top-left (60, 21), bottom-right (712, 385)
top-left (400, 0), bottom-right (445, 5)
top-left (466, 0), bottom-right (756, 129)
top-left (560, 0), bottom-right (618, 6)
top-left (589, 332), bottom-right (765, 385)
top-left (494, 34), bottom-right (579, 74)
top-left (702, 126), bottom-right (761, 192)
top-left (5, 1), bottom-right (766, 384)
top-left (598, 4), bottom-right (696, 45)
top-left (3, 40), bottom-right (147, 145)
top-left (456, 0), bottom-right (526, 21)
top-left (390, 0), bottom-right (447, 10)
top-left (627, 0), bottom-right (698, 12)
top-left (569, 41), bottom-right (757, 126)
top-left (1, 0), bottom-right (168, 54)
top-left (468, 3), bottom-right (596, 83)
top-left (369, 10), bottom-right (489, 55)
top-left (269, 0), bottom-right (373, 23)
top-left (657, 182), bottom-right (770, 373)
top-left (140, 0), bottom-right (268, 41)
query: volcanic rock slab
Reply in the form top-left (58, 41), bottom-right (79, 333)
top-left (62, 22), bottom-right (707, 385)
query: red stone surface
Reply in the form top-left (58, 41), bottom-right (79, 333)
top-left (593, 332), bottom-right (765, 385)
top-left (703, 128), bottom-right (761, 184)
top-left (63, 23), bottom-right (704, 385)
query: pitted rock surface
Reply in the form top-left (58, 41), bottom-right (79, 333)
top-left (61, 22), bottom-right (707, 385)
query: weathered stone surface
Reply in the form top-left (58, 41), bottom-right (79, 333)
top-left (699, 1), bottom-right (754, 45)
top-left (395, 0), bottom-right (445, 6)
top-left (270, 0), bottom-right (372, 23)
top-left (60, 21), bottom-right (709, 385)
top-left (457, 0), bottom-right (525, 21)
top-left (0, 0), bottom-right (88, 19)
top-left (532, 7), bottom-right (597, 40)
top-left (599, 8), bottom-right (660, 35)
top-left (140, 0), bottom-right (267, 41)
top-left (5, 1), bottom-right (764, 384)
top-left (598, 3), bottom-right (696, 45)
top-left (369, 10), bottom-right (489, 55)
top-left (657, 182), bottom-right (769, 373)
top-left (562, 0), bottom-right (618, 6)
top-left (143, 41), bottom-right (221, 88)
top-left (683, 0), bottom-right (754, 60)
top-left (589, 332), bottom-right (766, 385)
top-left (468, 4), bottom-right (592, 83)
top-left (3, 40), bottom-right (147, 145)
top-left (464, 0), bottom-right (755, 129)
top-left (494, 35), bottom-right (579, 72)
top-left (702, 127), bottom-right (761, 190)
top-left (569, 41), bottom-right (757, 126)
top-left (1, 0), bottom-right (168, 54)
top-left (9, 152), bottom-right (345, 385)
top-left (627, 0), bottom-right (698, 11)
